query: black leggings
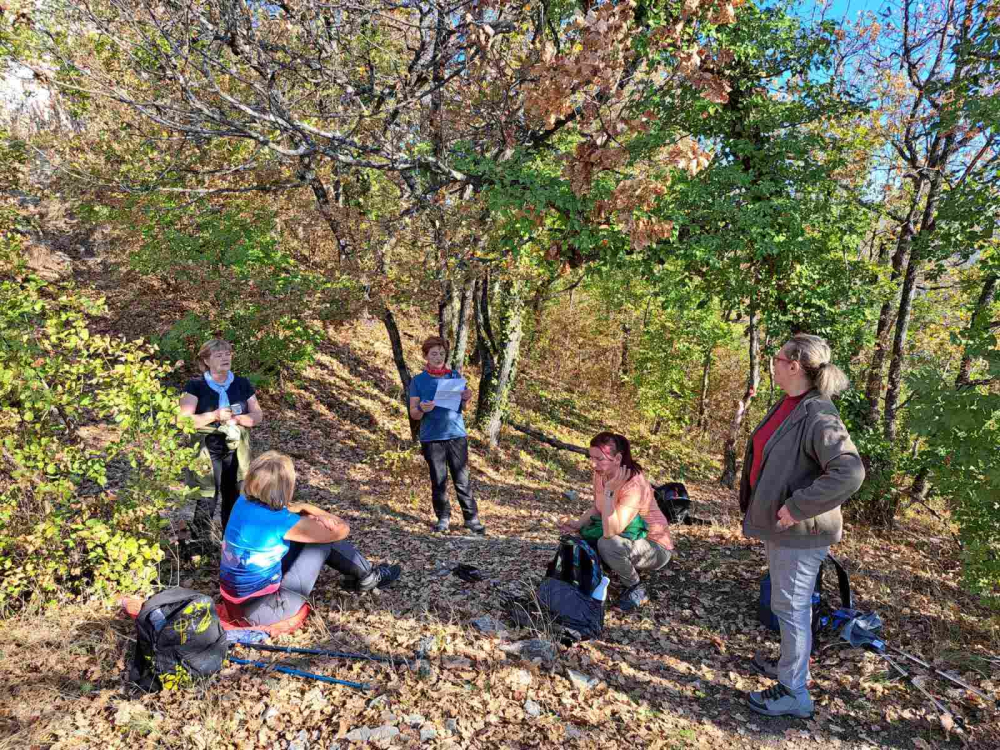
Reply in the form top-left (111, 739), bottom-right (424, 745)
top-left (192, 435), bottom-right (240, 537)
top-left (237, 541), bottom-right (373, 626)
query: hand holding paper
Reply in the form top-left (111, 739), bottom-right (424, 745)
top-left (433, 377), bottom-right (467, 411)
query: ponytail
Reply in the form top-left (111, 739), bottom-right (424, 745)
top-left (589, 431), bottom-right (643, 480)
top-left (785, 333), bottom-right (851, 398)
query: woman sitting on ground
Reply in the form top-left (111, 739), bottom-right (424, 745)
top-left (220, 451), bottom-right (401, 626)
top-left (178, 338), bottom-right (263, 543)
top-left (408, 335), bottom-right (484, 534)
top-left (741, 333), bottom-right (864, 720)
top-left (559, 432), bottom-right (673, 613)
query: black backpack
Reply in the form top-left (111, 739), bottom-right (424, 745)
top-left (758, 554), bottom-right (852, 642)
top-left (128, 587), bottom-right (229, 691)
top-left (654, 482), bottom-right (710, 526)
top-left (537, 537), bottom-right (605, 643)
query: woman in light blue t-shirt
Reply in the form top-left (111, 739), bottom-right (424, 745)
top-left (220, 451), bottom-right (401, 626)
top-left (407, 335), bottom-right (485, 534)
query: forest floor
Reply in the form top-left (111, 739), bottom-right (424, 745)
top-left (1, 310), bottom-right (999, 750)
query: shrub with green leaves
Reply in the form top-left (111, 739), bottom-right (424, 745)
top-left (908, 351), bottom-right (1000, 606)
top-left (0, 270), bottom-right (198, 612)
top-left (102, 200), bottom-right (328, 387)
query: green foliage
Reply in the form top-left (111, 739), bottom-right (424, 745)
top-left (908, 344), bottom-right (1000, 605)
top-left (0, 268), bottom-right (198, 611)
top-left (104, 200), bottom-right (329, 387)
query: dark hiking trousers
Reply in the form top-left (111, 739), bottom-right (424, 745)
top-left (421, 436), bottom-right (478, 522)
top-left (192, 433), bottom-right (241, 539)
top-left (238, 540), bottom-right (373, 626)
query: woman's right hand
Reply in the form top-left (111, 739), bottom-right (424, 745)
top-left (557, 517), bottom-right (578, 534)
top-left (217, 407), bottom-right (233, 422)
top-left (419, 400), bottom-right (435, 413)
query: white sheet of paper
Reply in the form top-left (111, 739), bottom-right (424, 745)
top-left (433, 377), bottom-right (467, 411)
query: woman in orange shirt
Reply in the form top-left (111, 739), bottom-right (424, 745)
top-left (559, 432), bottom-right (674, 612)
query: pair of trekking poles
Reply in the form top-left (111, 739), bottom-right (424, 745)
top-left (228, 641), bottom-right (397, 691)
top-left (832, 608), bottom-right (997, 723)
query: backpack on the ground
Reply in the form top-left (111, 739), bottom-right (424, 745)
top-left (128, 587), bottom-right (229, 691)
top-left (536, 536), bottom-right (605, 643)
top-left (654, 482), bottom-right (710, 526)
top-left (757, 554), bottom-right (852, 642)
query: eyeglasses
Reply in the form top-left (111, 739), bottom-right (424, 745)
top-left (772, 355), bottom-right (794, 366)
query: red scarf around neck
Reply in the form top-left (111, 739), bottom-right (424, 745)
top-left (425, 366), bottom-right (452, 377)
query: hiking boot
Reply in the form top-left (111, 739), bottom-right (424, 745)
top-left (747, 682), bottom-right (814, 719)
top-left (357, 563), bottom-right (402, 592)
top-left (751, 651), bottom-right (779, 678)
top-left (463, 517), bottom-right (486, 535)
top-left (432, 518), bottom-right (451, 533)
top-left (614, 584), bottom-right (649, 613)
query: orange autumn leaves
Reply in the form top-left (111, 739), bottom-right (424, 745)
top-left (521, 0), bottom-right (737, 257)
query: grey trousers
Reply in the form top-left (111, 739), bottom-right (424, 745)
top-left (766, 542), bottom-right (830, 696)
top-left (597, 535), bottom-right (673, 587)
top-left (238, 540), bottom-right (372, 627)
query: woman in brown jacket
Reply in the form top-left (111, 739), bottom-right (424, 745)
top-left (740, 334), bottom-right (864, 719)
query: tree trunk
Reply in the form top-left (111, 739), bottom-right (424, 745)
top-left (381, 306), bottom-right (421, 443)
top-left (450, 275), bottom-right (475, 372)
top-left (883, 245), bottom-right (920, 443)
top-left (956, 273), bottom-right (998, 387)
top-left (620, 320), bottom-right (632, 378)
top-left (864, 236), bottom-right (910, 426)
top-left (719, 307), bottom-right (760, 488)
top-left (884, 173), bottom-right (944, 442)
top-left (438, 277), bottom-right (456, 342)
top-left (473, 275), bottom-right (494, 403)
top-left (474, 278), bottom-right (526, 449)
top-left (697, 345), bottom-right (712, 433)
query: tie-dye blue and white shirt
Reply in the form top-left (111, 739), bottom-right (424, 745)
top-left (220, 495), bottom-right (301, 601)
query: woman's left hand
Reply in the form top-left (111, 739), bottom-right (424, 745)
top-left (460, 389), bottom-right (473, 402)
top-left (233, 414), bottom-right (255, 427)
top-left (315, 515), bottom-right (341, 532)
top-left (776, 505), bottom-right (796, 530)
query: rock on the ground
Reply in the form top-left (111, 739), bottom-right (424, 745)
top-left (442, 655), bottom-right (473, 669)
top-left (419, 727), bottom-right (438, 742)
top-left (470, 615), bottom-right (506, 634)
top-left (343, 725), bottom-right (399, 744)
top-left (444, 718), bottom-right (459, 736)
top-left (505, 668), bottom-right (533, 690)
top-left (288, 728), bottom-right (310, 750)
top-left (563, 490), bottom-right (579, 502)
top-left (404, 714), bottom-right (425, 728)
top-left (499, 638), bottom-right (557, 663)
top-left (416, 636), bottom-right (436, 657)
top-left (566, 668), bottom-right (599, 690)
top-left (263, 706), bottom-right (280, 724)
top-left (523, 699), bottom-right (541, 718)
top-left (565, 726), bottom-right (585, 740)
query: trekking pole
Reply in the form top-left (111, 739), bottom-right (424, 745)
top-left (878, 652), bottom-right (956, 721)
top-left (243, 643), bottom-right (396, 664)
top-left (228, 656), bottom-right (373, 691)
top-left (887, 645), bottom-right (996, 706)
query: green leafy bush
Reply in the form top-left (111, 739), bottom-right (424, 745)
top-left (908, 354), bottom-right (1000, 606)
top-left (124, 203), bottom-right (326, 387)
top-left (0, 269), bottom-right (198, 612)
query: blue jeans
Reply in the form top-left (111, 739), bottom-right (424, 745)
top-left (237, 540), bottom-right (372, 626)
top-left (766, 542), bottom-right (830, 695)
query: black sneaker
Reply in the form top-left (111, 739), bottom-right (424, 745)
top-left (615, 584), bottom-right (649, 613)
top-left (432, 518), bottom-right (451, 533)
top-left (463, 517), bottom-right (486, 535)
top-left (357, 563), bottom-right (402, 592)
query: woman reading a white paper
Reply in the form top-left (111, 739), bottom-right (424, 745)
top-left (408, 335), bottom-right (485, 534)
